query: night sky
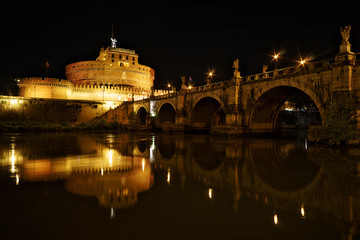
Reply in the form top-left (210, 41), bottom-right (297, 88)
top-left (0, 1), bottom-right (358, 94)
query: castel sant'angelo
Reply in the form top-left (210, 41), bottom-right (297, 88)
top-left (18, 39), bottom-right (168, 102)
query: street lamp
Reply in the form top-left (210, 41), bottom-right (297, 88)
top-left (273, 53), bottom-right (279, 70)
top-left (206, 71), bottom-right (214, 85)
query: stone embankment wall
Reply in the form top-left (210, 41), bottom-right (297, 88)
top-left (0, 96), bottom-right (116, 123)
top-left (99, 102), bottom-right (133, 125)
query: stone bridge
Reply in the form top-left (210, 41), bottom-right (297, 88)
top-left (105, 32), bottom-right (360, 134)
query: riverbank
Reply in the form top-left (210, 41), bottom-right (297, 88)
top-left (0, 119), bottom-right (127, 132)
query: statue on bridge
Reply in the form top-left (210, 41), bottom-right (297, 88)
top-left (338, 25), bottom-right (353, 54)
top-left (232, 59), bottom-right (241, 80)
top-left (340, 25), bottom-right (351, 44)
top-left (181, 76), bottom-right (188, 90)
top-left (262, 65), bottom-right (268, 73)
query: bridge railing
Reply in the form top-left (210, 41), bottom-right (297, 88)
top-left (243, 57), bottom-right (338, 82)
top-left (145, 53), bottom-right (360, 101)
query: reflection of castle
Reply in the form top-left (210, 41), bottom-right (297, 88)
top-left (2, 133), bottom-right (154, 209)
top-left (18, 41), bottom-right (169, 102)
top-left (66, 158), bottom-right (153, 209)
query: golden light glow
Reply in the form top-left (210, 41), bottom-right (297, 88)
top-left (300, 204), bottom-right (306, 218)
top-left (15, 173), bottom-right (20, 185)
top-left (11, 149), bottom-right (16, 173)
top-left (300, 59), bottom-right (306, 65)
top-left (274, 213), bottom-right (278, 225)
top-left (108, 149), bottom-right (113, 168)
top-left (142, 158), bottom-right (145, 172)
top-left (167, 168), bottom-right (171, 184)
top-left (208, 188), bottom-right (213, 199)
top-left (10, 99), bottom-right (18, 105)
top-left (188, 85), bottom-right (193, 90)
top-left (273, 53), bottom-right (279, 60)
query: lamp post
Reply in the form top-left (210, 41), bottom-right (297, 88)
top-left (206, 71), bottom-right (213, 85)
top-left (299, 58), bottom-right (307, 70)
top-left (273, 53), bottom-right (279, 70)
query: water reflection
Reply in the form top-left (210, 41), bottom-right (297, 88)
top-left (0, 132), bottom-right (359, 239)
top-left (0, 133), bottom-right (154, 210)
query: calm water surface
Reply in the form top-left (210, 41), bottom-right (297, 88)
top-left (0, 132), bottom-right (359, 239)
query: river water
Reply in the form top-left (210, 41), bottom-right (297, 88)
top-left (0, 132), bottom-right (359, 239)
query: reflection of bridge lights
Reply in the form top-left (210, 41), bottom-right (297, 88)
top-left (110, 207), bottom-right (115, 219)
top-left (167, 168), bottom-right (171, 184)
top-left (108, 149), bottom-right (113, 168)
top-left (208, 188), bottom-right (213, 199)
top-left (150, 135), bottom-right (156, 163)
top-left (300, 204), bottom-right (306, 218)
top-left (142, 158), bottom-right (145, 172)
top-left (10, 149), bottom-right (16, 173)
top-left (273, 213), bottom-right (278, 225)
top-left (15, 173), bottom-right (20, 185)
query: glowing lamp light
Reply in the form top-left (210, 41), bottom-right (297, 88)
top-left (300, 204), bottom-right (306, 218)
top-left (273, 53), bottom-right (279, 60)
top-left (273, 213), bottom-right (278, 225)
top-left (300, 59), bottom-right (306, 65)
top-left (208, 188), bottom-right (213, 199)
top-left (188, 85), bottom-right (193, 90)
top-left (167, 168), bottom-right (171, 184)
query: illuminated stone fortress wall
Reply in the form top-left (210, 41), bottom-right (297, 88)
top-left (18, 46), bottom-right (168, 102)
top-left (66, 47), bottom-right (154, 90)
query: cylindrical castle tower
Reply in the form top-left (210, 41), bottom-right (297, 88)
top-left (65, 46), bottom-right (154, 91)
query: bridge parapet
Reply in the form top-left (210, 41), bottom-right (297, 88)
top-left (242, 56), bottom-right (349, 83)
top-left (188, 80), bottom-right (235, 92)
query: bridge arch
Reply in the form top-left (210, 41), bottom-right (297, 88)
top-left (157, 102), bottom-right (176, 125)
top-left (136, 107), bottom-right (147, 125)
top-left (249, 84), bottom-right (325, 132)
top-left (190, 96), bottom-right (226, 129)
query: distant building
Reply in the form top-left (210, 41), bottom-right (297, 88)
top-left (18, 44), bottom-right (168, 102)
